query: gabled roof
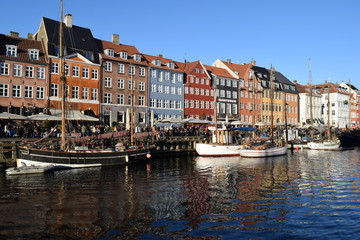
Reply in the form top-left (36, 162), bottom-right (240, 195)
top-left (203, 64), bottom-right (237, 79)
top-left (175, 60), bottom-right (211, 78)
top-left (142, 54), bottom-right (183, 72)
top-left (313, 83), bottom-right (350, 95)
top-left (41, 17), bottom-right (98, 52)
top-left (95, 39), bottom-right (148, 66)
top-left (294, 83), bottom-right (321, 96)
top-left (273, 71), bottom-right (298, 94)
top-left (0, 34), bottom-right (47, 64)
top-left (220, 60), bottom-right (250, 78)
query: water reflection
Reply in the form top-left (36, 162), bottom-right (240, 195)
top-left (0, 149), bottom-right (360, 239)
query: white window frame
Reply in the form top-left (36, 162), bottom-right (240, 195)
top-left (12, 85), bottom-right (21, 98)
top-left (28, 49), bottom-right (39, 60)
top-left (82, 87), bottom-right (88, 100)
top-left (13, 64), bottom-right (22, 77)
top-left (25, 66), bottom-right (34, 78)
top-left (6, 45), bottom-right (17, 57)
top-left (37, 67), bottom-right (45, 79)
top-left (36, 86), bottom-right (45, 99)
top-left (24, 85), bottom-right (33, 98)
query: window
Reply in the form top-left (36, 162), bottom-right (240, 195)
top-left (104, 77), bottom-right (112, 88)
top-left (171, 86), bottom-right (176, 94)
top-left (128, 80), bottom-right (134, 90)
top-left (139, 112), bottom-right (145, 123)
top-left (139, 96), bottom-right (145, 106)
top-left (36, 86), bottom-right (44, 99)
top-left (117, 111), bottom-right (125, 123)
top-left (13, 64), bottom-right (22, 77)
top-left (157, 85), bottom-right (163, 93)
top-left (28, 49), bottom-right (39, 60)
top-left (157, 99), bottom-right (162, 108)
top-left (165, 72), bottom-right (170, 80)
top-left (92, 69), bottom-right (98, 79)
top-left (24, 86), bottom-right (33, 98)
top-left (177, 87), bottom-right (182, 95)
top-left (51, 62), bottom-right (58, 74)
top-left (0, 62), bottom-right (10, 76)
top-left (119, 52), bottom-right (128, 59)
top-left (91, 88), bottom-right (98, 100)
top-left (104, 62), bottom-right (112, 72)
top-left (164, 86), bottom-right (170, 94)
top-left (178, 74), bottom-right (182, 82)
top-left (72, 66), bottom-right (79, 77)
top-left (105, 49), bottom-right (114, 57)
top-left (128, 65), bottom-right (135, 75)
top-left (0, 84), bottom-right (9, 97)
top-left (150, 98), bottom-right (156, 107)
top-left (151, 69), bottom-right (157, 78)
top-left (117, 94), bottom-right (124, 104)
top-left (176, 101), bottom-right (181, 109)
top-left (118, 64), bottom-right (125, 73)
top-left (134, 54), bottom-right (141, 62)
top-left (170, 100), bottom-right (175, 109)
top-left (139, 67), bottom-right (146, 76)
top-left (171, 73), bottom-right (176, 83)
top-left (82, 68), bottom-right (89, 78)
top-left (184, 86), bottom-right (188, 94)
top-left (25, 66), bottom-right (34, 78)
top-left (117, 79), bottom-right (124, 89)
top-left (82, 87), bottom-right (88, 99)
top-left (164, 99), bottom-right (169, 108)
top-left (6, 45), bottom-right (17, 57)
top-left (50, 84), bottom-right (58, 97)
top-left (37, 67), bottom-right (45, 79)
top-left (104, 92), bottom-right (112, 104)
top-left (184, 99), bottom-right (189, 108)
top-left (12, 85), bottom-right (21, 98)
top-left (151, 84), bottom-right (156, 92)
top-left (159, 71), bottom-right (163, 81)
top-left (64, 64), bottom-right (69, 76)
top-left (139, 82), bottom-right (145, 91)
top-left (72, 86), bottom-right (79, 99)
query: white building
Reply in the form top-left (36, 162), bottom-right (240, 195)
top-left (294, 81), bottom-right (322, 126)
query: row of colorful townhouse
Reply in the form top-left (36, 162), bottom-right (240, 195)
top-left (0, 14), bottom-right (358, 128)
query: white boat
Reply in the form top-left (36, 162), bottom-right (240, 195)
top-left (240, 144), bottom-right (288, 158)
top-left (5, 165), bottom-right (70, 175)
top-left (195, 126), bottom-right (247, 157)
top-left (307, 141), bottom-right (340, 150)
top-left (195, 143), bottom-right (243, 157)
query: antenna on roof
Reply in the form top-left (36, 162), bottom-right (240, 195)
top-left (183, 53), bottom-right (187, 63)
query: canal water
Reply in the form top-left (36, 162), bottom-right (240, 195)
top-left (0, 149), bottom-right (360, 239)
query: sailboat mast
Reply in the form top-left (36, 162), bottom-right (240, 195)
top-left (327, 84), bottom-right (331, 140)
top-left (270, 65), bottom-right (274, 142)
top-left (130, 60), bottom-right (135, 146)
top-left (309, 58), bottom-right (313, 124)
top-left (59, 0), bottom-right (66, 150)
top-left (213, 80), bottom-right (218, 143)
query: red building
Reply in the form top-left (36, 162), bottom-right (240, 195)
top-left (177, 60), bottom-right (214, 120)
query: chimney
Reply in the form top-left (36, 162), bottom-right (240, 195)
top-left (27, 33), bottom-right (33, 39)
top-left (9, 31), bottom-right (19, 37)
top-left (250, 60), bottom-right (256, 66)
top-left (226, 59), bottom-right (231, 63)
top-left (112, 34), bottom-right (119, 44)
top-left (157, 54), bottom-right (163, 58)
top-left (64, 14), bottom-right (73, 28)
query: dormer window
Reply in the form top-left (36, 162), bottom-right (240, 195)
top-left (133, 54), bottom-right (141, 62)
top-left (105, 49), bottom-right (114, 57)
top-left (167, 62), bottom-right (175, 69)
top-left (257, 73), bottom-right (262, 78)
top-left (6, 45), bottom-right (17, 57)
top-left (28, 49), bottom-right (39, 60)
top-left (153, 59), bottom-right (161, 66)
top-left (248, 70), bottom-right (254, 79)
top-left (119, 51), bottom-right (128, 60)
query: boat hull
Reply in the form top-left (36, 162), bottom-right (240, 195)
top-left (195, 143), bottom-right (242, 157)
top-left (17, 148), bottom-right (150, 168)
top-left (307, 141), bottom-right (340, 150)
top-left (338, 132), bottom-right (360, 148)
top-left (240, 146), bottom-right (288, 158)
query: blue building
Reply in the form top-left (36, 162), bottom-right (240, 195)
top-left (143, 54), bottom-right (184, 122)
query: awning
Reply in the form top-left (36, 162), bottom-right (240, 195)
top-left (0, 112), bottom-right (28, 120)
top-left (50, 109), bottom-right (99, 121)
top-left (28, 113), bottom-right (61, 121)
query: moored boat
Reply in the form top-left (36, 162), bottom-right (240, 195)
top-left (240, 143), bottom-right (287, 158)
top-left (307, 141), bottom-right (340, 150)
top-left (338, 130), bottom-right (360, 148)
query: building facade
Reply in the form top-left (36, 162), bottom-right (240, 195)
top-left (96, 35), bottom-right (148, 127)
top-left (144, 54), bottom-right (183, 122)
top-left (0, 32), bottom-right (48, 115)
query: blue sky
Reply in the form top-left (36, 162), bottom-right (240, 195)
top-left (1, 0), bottom-right (359, 86)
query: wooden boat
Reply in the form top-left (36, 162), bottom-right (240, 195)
top-left (338, 130), bottom-right (360, 148)
top-left (240, 143), bottom-right (288, 158)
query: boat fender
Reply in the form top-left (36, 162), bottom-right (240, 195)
top-left (146, 153), bottom-right (151, 159)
